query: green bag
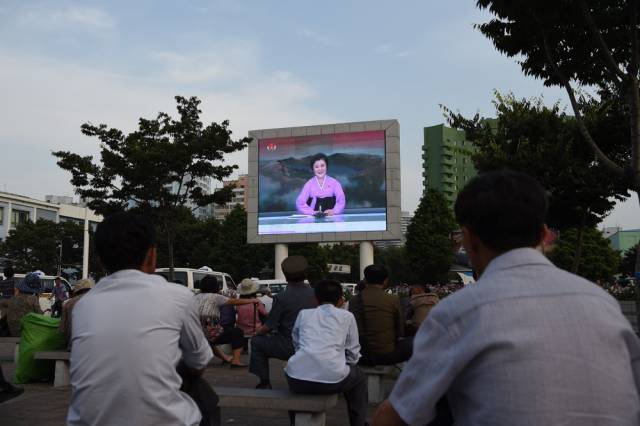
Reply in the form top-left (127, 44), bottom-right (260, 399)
top-left (14, 313), bottom-right (65, 384)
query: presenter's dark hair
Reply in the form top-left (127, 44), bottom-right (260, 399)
top-left (454, 170), bottom-right (548, 253)
top-left (309, 153), bottom-right (329, 171)
top-left (95, 212), bottom-right (156, 273)
top-left (200, 275), bottom-right (222, 294)
top-left (315, 279), bottom-right (343, 305)
top-left (364, 264), bottom-right (388, 285)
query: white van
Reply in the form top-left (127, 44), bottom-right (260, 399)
top-left (154, 267), bottom-right (237, 296)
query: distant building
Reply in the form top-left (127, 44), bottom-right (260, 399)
top-left (214, 174), bottom-right (248, 221)
top-left (45, 195), bottom-right (74, 205)
top-left (166, 175), bottom-right (213, 219)
top-left (422, 124), bottom-right (477, 205)
top-left (601, 226), bottom-right (622, 239)
top-left (608, 228), bottom-right (640, 253)
top-left (375, 211), bottom-right (412, 249)
top-left (0, 191), bottom-right (102, 243)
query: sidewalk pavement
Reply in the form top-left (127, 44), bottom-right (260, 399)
top-left (0, 342), bottom-right (392, 425)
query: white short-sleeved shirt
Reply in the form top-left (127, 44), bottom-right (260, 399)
top-left (67, 269), bottom-right (213, 426)
top-left (285, 303), bottom-right (361, 383)
top-left (389, 248), bottom-right (640, 426)
top-left (194, 292), bottom-right (229, 320)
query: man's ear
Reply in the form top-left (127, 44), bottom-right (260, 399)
top-left (141, 247), bottom-right (157, 274)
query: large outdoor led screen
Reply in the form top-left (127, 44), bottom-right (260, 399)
top-left (257, 130), bottom-right (387, 235)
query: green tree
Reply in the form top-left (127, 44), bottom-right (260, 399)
top-left (324, 243), bottom-right (360, 283)
top-left (446, 92), bottom-right (629, 271)
top-left (209, 206), bottom-right (272, 282)
top-left (620, 243), bottom-right (640, 276)
top-left (376, 245), bottom-right (417, 285)
top-left (476, 0), bottom-right (640, 288)
top-left (53, 96), bottom-right (249, 279)
top-left (289, 243), bottom-right (329, 282)
top-left (3, 220), bottom-right (85, 274)
top-left (405, 189), bottom-right (457, 284)
top-left (549, 227), bottom-right (621, 282)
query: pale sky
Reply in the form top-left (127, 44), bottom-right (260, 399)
top-left (0, 1), bottom-right (638, 229)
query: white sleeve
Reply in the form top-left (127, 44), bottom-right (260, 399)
top-left (292, 312), bottom-right (302, 352)
top-left (388, 316), bottom-right (459, 426)
top-left (179, 296), bottom-right (213, 369)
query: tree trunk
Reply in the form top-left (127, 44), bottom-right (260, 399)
top-left (165, 215), bottom-right (175, 283)
top-left (571, 212), bottom-right (587, 274)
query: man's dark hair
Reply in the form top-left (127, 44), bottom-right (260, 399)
top-left (3, 266), bottom-right (14, 279)
top-left (364, 264), bottom-right (388, 285)
top-left (95, 212), bottom-right (156, 273)
top-left (309, 153), bottom-right (329, 171)
top-left (314, 279), bottom-right (343, 305)
top-left (454, 170), bottom-right (548, 253)
top-left (200, 275), bottom-right (221, 294)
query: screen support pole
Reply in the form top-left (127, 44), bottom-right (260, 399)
top-left (359, 241), bottom-right (374, 280)
top-left (275, 243), bottom-right (289, 280)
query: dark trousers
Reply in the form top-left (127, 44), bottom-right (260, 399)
top-left (249, 334), bottom-right (294, 381)
top-left (177, 361), bottom-right (220, 426)
top-left (51, 300), bottom-right (63, 318)
top-left (286, 365), bottom-right (368, 426)
top-left (360, 337), bottom-right (413, 366)
top-left (214, 326), bottom-right (244, 349)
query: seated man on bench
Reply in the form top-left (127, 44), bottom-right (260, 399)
top-left (249, 255), bottom-right (316, 389)
top-left (285, 280), bottom-right (367, 426)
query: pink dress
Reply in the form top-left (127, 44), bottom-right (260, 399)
top-left (295, 175), bottom-right (346, 215)
top-left (236, 302), bottom-right (267, 336)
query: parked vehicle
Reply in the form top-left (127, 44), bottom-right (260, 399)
top-left (154, 267), bottom-right (237, 296)
top-left (253, 279), bottom-right (288, 296)
top-left (13, 274), bottom-right (73, 313)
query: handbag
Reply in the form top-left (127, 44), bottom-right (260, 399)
top-left (202, 316), bottom-right (224, 343)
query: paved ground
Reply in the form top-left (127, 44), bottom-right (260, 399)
top-left (0, 342), bottom-right (395, 425)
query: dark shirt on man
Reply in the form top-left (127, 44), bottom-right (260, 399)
top-left (265, 282), bottom-right (316, 340)
top-left (349, 286), bottom-right (403, 354)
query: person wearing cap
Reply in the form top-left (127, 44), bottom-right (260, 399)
top-left (59, 278), bottom-right (95, 348)
top-left (249, 255), bottom-right (316, 389)
top-left (236, 279), bottom-right (268, 338)
top-left (4, 272), bottom-right (43, 337)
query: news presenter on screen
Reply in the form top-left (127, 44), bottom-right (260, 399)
top-left (295, 153), bottom-right (346, 216)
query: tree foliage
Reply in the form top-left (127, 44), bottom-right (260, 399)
top-left (53, 96), bottom-right (249, 275)
top-left (549, 227), bottom-right (621, 282)
top-left (445, 92), bottom-right (628, 247)
top-left (405, 189), bottom-right (457, 284)
top-left (620, 243), bottom-right (640, 276)
top-left (2, 220), bottom-right (85, 274)
top-left (476, 0), bottom-right (640, 276)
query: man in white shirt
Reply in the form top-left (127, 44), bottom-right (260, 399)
top-left (285, 279), bottom-right (367, 426)
top-left (68, 212), bottom-right (214, 426)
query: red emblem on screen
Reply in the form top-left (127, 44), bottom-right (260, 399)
top-left (266, 143), bottom-right (277, 151)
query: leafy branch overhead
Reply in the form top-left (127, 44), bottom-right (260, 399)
top-left (53, 96), bottom-right (250, 216)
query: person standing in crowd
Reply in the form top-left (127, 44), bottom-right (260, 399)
top-left (236, 279), bottom-right (268, 338)
top-left (0, 266), bottom-right (16, 299)
top-left (349, 265), bottom-right (411, 365)
top-left (58, 278), bottom-right (94, 349)
top-left (285, 280), bottom-right (367, 426)
top-left (194, 275), bottom-right (259, 369)
top-left (5, 272), bottom-right (43, 337)
top-left (405, 284), bottom-right (439, 335)
top-left (250, 255), bottom-right (316, 389)
top-left (49, 276), bottom-right (68, 318)
top-left (373, 170), bottom-right (640, 426)
top-left (67, 212), bottom-right (214, 426)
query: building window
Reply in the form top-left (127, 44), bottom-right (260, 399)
top-left (11, 210), bottom-right (30, 227)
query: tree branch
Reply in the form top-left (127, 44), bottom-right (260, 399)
top-left (541, 30), bottom-right (625, 176)
top-left (578, 0), bottom-right (628, 82)
top-left (630, 0), bottom-right (640, 183)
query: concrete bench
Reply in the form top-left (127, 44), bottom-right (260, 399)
top-left (0, 337), bottom-right (21, 363)
top-left (215, 386), bottom-right (338, 426)
top-left (361, 366), bottom-right (394, 403)
top-left (33, 350), bottom-right (70, 387)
